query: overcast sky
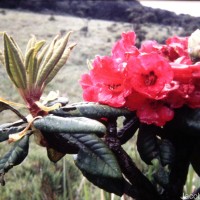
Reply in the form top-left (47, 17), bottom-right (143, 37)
top-left (140, 1), bottom-right (200, 17)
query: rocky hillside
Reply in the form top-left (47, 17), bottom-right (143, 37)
top-left (0, 0), bottom-right (199, 44)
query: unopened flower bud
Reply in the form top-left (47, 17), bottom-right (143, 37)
top-left (188, 29), bottom-right (200, 63)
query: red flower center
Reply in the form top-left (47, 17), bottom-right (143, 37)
top-left (143, 71), bottom-right (157, 86)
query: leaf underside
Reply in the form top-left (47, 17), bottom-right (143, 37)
top-left (4, 33), bottom-right (27, 88)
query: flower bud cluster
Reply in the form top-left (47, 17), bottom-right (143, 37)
top-left (80, 30), bottom-right (200, 126)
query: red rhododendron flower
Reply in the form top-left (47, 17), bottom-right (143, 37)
top-left (189, 62), bottom-right (200, 78)
top-left (140, 36), bottom-right (191, 64)
top-left (128, 53), bottom-right (174, 99)
top-left (80, 56), bottom-right (132, 107)
top-left (140, 40), bottom-right (159, 53)
top-left (112, 31), bottom-right (139, 61)
top-left (80, 30), bottom-right (200, 127)
top-left (80, 73), bottom-right (99, 102)
top-left (170, 63), bottom-right (193, 83)
top-left (136, 100), bottom-right (174, 126)
top-left (187, 89), bottom-right (200, 108)
top-left (186, 76), bottom-right (200, 108)
top-left (166, 35), bottom-right (188, 52)
top-left (163, 36), bottom-right (190, 62)
top-left (165, 83), bottom-right (195, 108)
top-left (125, 91), bottom-right (147, 111)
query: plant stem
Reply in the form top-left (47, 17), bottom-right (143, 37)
top-left (105, 119), bottom-right (160, 200)
top-left (112, 144), bottom-right (160, 200)
top-left (117, 114), bottom-right (139, 145)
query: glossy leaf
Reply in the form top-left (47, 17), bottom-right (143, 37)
top-left (0, 135), bottom-right (29, 175)
top-left (117, 115), bottom-right (140, 144)
top-left (41, 130), bottom-right (79, 156)
top-left (3, 33), bottom-right (27, 88)
top-left (159, 139), bottom-right (175, 167)
top-left (165, 107), bottom-right (200, 135)
top-left (0, 101), bottom-right (26, 121)
top-left (0, 125), bottom-right (26, 142)
top-left (45, 97), bottom-right (69, 107)
top-left (137, 124), bottom-right (159, 165)
top-left (0, 102), bottom-right (12, 113)
top-left (51, 102), bottom-right (131, 119)
top-left (60, 133), bottom-right (124, 196)
top-left (33, 115), bottom-right (106, 135)
top-left (0, 120), bottom-right (25, 130)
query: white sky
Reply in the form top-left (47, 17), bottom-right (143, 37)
top-left (140, 1), bottom-right (200, 17)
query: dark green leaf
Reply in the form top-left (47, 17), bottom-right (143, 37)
top-left (41, 131), bottom-right (79, 156)
top-left (117, 115), bottom-right (140, 144)
top-left (159, 139), bottom-right (175, 167)
top-left (0, 135), bottom-right (29, 175)
top-left (0, 102), bottom-right (27, 122)
top-left (165, 107), bottom-right (200, 135)
top-left (137, 124), bottom-right (159, 165)
top-left (0, 125), bottom-right (26, 142)
top-left (33, 115), bottom-right (106, 135)
top-left (50, 102), bottom-right (131, 119)
top-left (60, 133), bottom-right (124, 196)
top-left (0, 120), bottom-right (25, 130)
top-left (45, 97), bottom-right (69, 107)
top-left (0, 102), bottom-right (10, 113)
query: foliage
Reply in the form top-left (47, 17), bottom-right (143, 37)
top-left (1, 31), bottom-right (76, 116)
top-left (1, 30), bottom-right (200, 200)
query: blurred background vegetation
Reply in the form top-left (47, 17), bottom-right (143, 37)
top-left (0, 1), bottom-right (200, 199)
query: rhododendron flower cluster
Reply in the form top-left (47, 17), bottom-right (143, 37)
top-left (80, 30), bottom-right (200, 126)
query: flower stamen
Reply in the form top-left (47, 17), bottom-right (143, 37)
top-left (143, 71), bottom-right (157, 86)
top-left (108, 84), bottom-right (121, 91)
